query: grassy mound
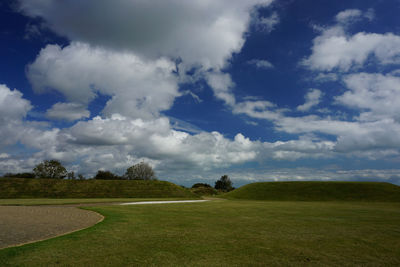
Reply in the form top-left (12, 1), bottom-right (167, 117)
top-left (222, 181), bottom-right (400, 202)
top-left (0, 178), bottom-right (198, 199)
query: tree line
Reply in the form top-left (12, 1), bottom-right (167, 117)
top-left (3, 160), bottom-right (156, 180)
top-left (3, 159), bottom-right (235, 192)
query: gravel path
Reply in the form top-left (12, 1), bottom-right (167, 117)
top-left (0, 206), bottom-right (103, 249)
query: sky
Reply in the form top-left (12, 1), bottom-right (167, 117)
top-left (1, 0), bottom-right (400, 186)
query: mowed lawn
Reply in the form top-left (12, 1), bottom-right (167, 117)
top-left (1, 200), bottom-right (400, 266)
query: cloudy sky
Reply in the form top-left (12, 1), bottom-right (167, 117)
top-left (1, 0), bottom-right (400, 186)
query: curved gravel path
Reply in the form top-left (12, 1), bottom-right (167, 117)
top-left (0, 206), bottom-right (103, 249)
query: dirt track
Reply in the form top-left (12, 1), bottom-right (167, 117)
top-left (0, 206), bottom-right (103, 249)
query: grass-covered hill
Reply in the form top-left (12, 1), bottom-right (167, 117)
top-left (222, 181), bottom-right (400, 202)
top-left (0, 178), bottom-right (198, 199)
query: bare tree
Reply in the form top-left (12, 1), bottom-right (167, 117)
top-left (125, 162), bottom-right (156, 180)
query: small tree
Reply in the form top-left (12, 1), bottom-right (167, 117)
top-left (125, 162), bottom-right (156, 180)
top-left (33, 160), bottom-right (67, 179)
top-left (214, 175), bottom-right (233, 192)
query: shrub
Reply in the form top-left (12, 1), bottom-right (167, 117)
top-left (94, 170), bottom-right (121, 180)
top-left (3, 172), bottom-right (35, 178)
top-left (192, 183), bottom-right (212, 189)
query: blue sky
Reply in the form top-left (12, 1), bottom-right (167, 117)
top-left (1, 0), bottom-right (400, 186)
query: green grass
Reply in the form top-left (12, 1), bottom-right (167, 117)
top-left (0, 178), bottom-right (197, 199)
top-left (222, 181), bottom-right (400, 202)
top-left (1, 200), bottom-right (400, 266)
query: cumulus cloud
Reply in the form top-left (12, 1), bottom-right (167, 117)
top-left (0, 85), bottom-right (32, 147)
top-left (0, 84), bottom-right (32, 121)
top-left (46, 102), bottom-right (90, 121)
top-left (27, 42), bottom-right (179, 119)
top-left (52, 114), bottom-right (348, 175)
top-left (273, 114), bottom-right (400, 154)
top-left (338, 73), bottom-right (400, 121)
top-left (303, 9), bottom-right (400, 72)
top-left (304, 30), bottom-right (400, 71)
top-left (19, 0), bottom-right (273, 70)
top-left (297, 89), bottom-right (322, 111)
top-left (22, 1), bottom-right (279, 121)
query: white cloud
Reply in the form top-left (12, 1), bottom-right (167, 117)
top-left (313, 72), bottom-right (338, 83)
top-left (274, 115), bottom-right (400, 153)
top-left (304, 30), bottom-right (400, 71)
top-left (27, 43), bottom-right (179, 119)
top-left (233, 100), bottom-right (281, 120)
top-left (297, 89), bottom-right (322, 111)
top-left (46, 102), bottom-right (90, 121)
top-left (247, 59), bottom-right (274, 69)
top-left (364, 8), bottom-right (375, 21)
top-left (254, 11), bottom-right (280, 33)
top-left (205, 72), bottom-right (236, 106)
top-left (0, 153), bottom-right (9, 159)
top-left (0, 84), bottom-right (32, 121)
top-left (303, 9), bottom-right (400, 72)
top-left (0, 85), bottom-right (33, 147)
top-left (19, 0), bottom-right (274, 70)
top-left (337, 73), bottom-right (400, 121)
top-left (335, 9), bottom-right (362, 24)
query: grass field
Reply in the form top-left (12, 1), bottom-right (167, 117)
top-left (223, 181), bottom-right (400, 201)
top-left (1, 200), bottom-right (399, 266)
top-left (0, 178), bottom-right (197, 199)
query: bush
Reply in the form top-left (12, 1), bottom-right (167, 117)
top-left (191, 186), bottom-right (218, 196)
top-left (191, 183), bottom-right (212, 189)
top-left (94, 170), bottom-right (121, 180)
top-left (3, 172), bottom-right (35, 178)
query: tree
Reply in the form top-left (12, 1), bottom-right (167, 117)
top-left (94, 170), bottom-right (120, 180)
top-left (214, 175), bottom-right (233, 192)
top-left (33, 160), bottom-right (67, 179)
top-left (125, 162), bottom-right (156, 180)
